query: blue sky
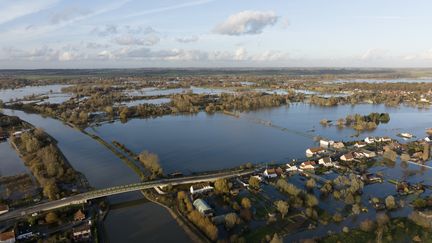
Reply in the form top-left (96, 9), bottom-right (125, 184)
top-left (0, 0), bottom-right (431, 68)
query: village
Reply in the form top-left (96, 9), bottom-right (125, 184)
top-left (135, 130), bottom-right (432, 242)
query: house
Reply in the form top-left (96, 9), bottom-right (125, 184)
top-left (362, 173), bottom-right (383, 184)
top-left (364, 137), bottom-right (376, 144)
top-left (193, 199), bottom-right (213, 216)
top-left (354, 141), bottom-right (367, 148)
top-left (320, 139), bottom-right (334, 148)
top-left (72, 224), bottom-right (92, 241)
top-left (0, 204), bottom-right (9, 215)
top-left (340, 152), bottom-right (355, 162)
top-left (236, 178), bottom-right (249, 187)
top-left (354, 152), bottom-right (365, 159)
top-left (0, 231), bottom-right (15, 243)
top-left (263, 168), bottom-right (278, 178)
top-left (275, 167), bottom-right (284, 176)
top-left (285, 164), bottom-right (298, 172)
top-left (300, 161), bottom-right (316, 170)
top-left (332, 142), bottom-right (345, 149)
top-left (425, 136), bottom-right (432, 143)
top-left (74, 210), bottom-right (86, 221)
top-left (399, 133), bottom-right (413, 139)
top-left (11, 131), bottom-right (23, 138)
top-left (381, 136), bottom-right (392, 142)
top-left (190, 184), bottom-right (214, 195)
top-left (318, 157), bottom-right (333, 167)
top-left (306, 147), bottom-right (325, 157)
top-left (361, 150), bottom-right (377, 158)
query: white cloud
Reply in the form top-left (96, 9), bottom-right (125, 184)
top-left (86, 42), bottom-right (109, 49)
top-left (58, 51), bottom-right (75, 61)
top-left (176, 36), bottom-right (199, 43)
top-left (213, 10), bottom-right (279, 36)
top-left (360, 48), bottom-right (389, 60)
top-left (97, 50), bottom-right (115, 60)
top-left (234, 47), bottom-right (247, 60)
top-left (92, 25), bottom-right (118, 37)
top-left (113, 34), bottom-right (160, 46)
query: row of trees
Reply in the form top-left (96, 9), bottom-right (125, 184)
top-left (13, 128), bottom-right (78, 200)
top-left (177, 191), bottom-right (218, 241)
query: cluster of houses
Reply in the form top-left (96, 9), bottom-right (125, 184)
top-left (0, 209), bottom-right (92, 243)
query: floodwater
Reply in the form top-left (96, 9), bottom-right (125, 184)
top-left (88, 103), bottom-right (432, 174)
top-left (0, 109), bottom-right (190, 243)
top-left (0, 141), bottom-right (29, 176)
top-left (125, 86), bottom-right (233, 97)
top-left (332, 78), bottom-right (432, 83)
top-left (0, 84), bottom-right (70, 103)
top-left (2, 83), bottom-right (432, 242)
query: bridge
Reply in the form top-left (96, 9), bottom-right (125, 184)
top-left (0, 169), bottom-right (254, 222)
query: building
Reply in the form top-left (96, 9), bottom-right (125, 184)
top-left (0, 231), bottom-right (15, 243)
top-left (320, 139), bottom-right (334, 148)
top-left (285, 164), bottom-right (298, 172)
top-left (354, 141), bottom-right (367, 148)
top-left (263, 168), bottom-right (278, 178)
top-left (361, 150), bottom-right (377, 158)
top-left (72, 224), bottom-right (92, 241)
top-left (364, 137), bottom-right (376, 144)
top-left (74, 210), bottom-right (86, 221)
top-left (0, 204), bottom-right (9, 215)
top-left (193, 199), bottom-right (213, 216)
top-left (425, 136), bottom-right (432, 143)
top-left (318, 157), bottom-right (333, 167)
top-left (340, 152), bottom-right (355, 162)
top-left (190, 184), bottom-right (214, 195)
top-left (332, 142), bottom-right (345, 149)
top-left (300, 161), bottom-right (316, 170)
top-left (306, 147), bottom-right (325, 157)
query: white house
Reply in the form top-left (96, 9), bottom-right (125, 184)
top-left (332, 142), bottom-right (345, 149)
top-left (340, 152), bottom-right (355, 162)
top-left (361, 150), bottom-right (377, 158)
top-left (364, 137), bottom-right (376, 144)
top-left (318, 157), bottom-right (333, 167)
top-left (425, 136), bottom-right (432, 143)
top-left (380, 136), bottom-right (392, 142)
top-left (320, 139), bottom-right (334, 148)
top-left (285, 164), bottom-right (298, 172)
top-left (300, 161), bottom-right (316, 170)
top-left (190, 184), bottom-right (214, 195)
top-left (354, 141), bottom-right (367, 148)
top-left (264, 168), bottom-right (278, 178)
top-left (306, 147), bottom-right (325, 157)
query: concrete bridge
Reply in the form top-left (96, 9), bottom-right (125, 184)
top-left (0, 169), bottom-right (254, 222)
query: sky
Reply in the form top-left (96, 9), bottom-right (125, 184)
top-left (0, 0), bottom-right (432, 68)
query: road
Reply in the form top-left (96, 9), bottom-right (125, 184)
top-left (0, 169), bottom-right (254, 222)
